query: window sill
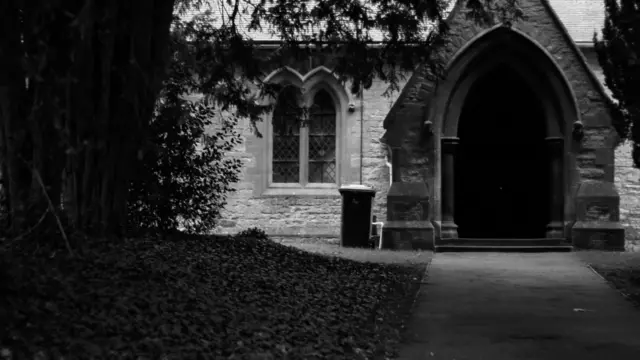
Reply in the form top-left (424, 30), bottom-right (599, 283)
top-left (261, 187), bottom-right (341, 198)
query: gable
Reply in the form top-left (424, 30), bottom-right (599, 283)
top-left (382, 0), bottom-right (611, 137)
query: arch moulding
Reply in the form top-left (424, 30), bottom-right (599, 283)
top-left (253, 66), bottom-right (351, 197)
top-left (429, 24), bottom-right (581, 239)
top-left (430, 24), bottom-right (581, 138)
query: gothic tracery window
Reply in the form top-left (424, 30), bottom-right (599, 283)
top-left (272, 86), bottom-right (300, 183)
top-left (308, 90), bottom-right (336, 183)
top-left (271, 87), bottom-right (337, 185)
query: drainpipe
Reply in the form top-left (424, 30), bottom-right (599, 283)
top-left (359, 89), bottom-right (387, 248)
top-left (374, 145), bottom-right (396, 250)
top-left (356, 86), bottom-right (384, 247)
top-left (391, 147), bottom-right (401, 183)
top-left (377, 145), bottom-right (402, 249)
top-left (373, 219), bottom-right (385, 250)
top-left (385, 145), bottom-right (393, 186)
top-left (359, 87), bottom-right (364, 184)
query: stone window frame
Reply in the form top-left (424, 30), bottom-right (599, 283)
top-left (271, 85), bottom-right (338, 186)
top-left (256, 66), bottom-right (350, 197)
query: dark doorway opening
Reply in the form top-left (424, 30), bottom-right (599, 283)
top-left (455, 67), bottom-right (550, 238)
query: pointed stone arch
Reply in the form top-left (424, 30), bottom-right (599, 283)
top-left (253, 66), bottom-right (351, 196)
top-left (263, 66), bottom-right (304, 85)
top-left (431, 24), bottom-right (581, 138)
top-left (262, 66), bottom-right (349, 113)
top-left (431, 24), bottom-right (581, 240)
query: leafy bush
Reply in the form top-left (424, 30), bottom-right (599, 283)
top-left (235, 227), bottom-right (270, 241)
top-left (0, 234), bottom-right (424, 359)
top-left (126, 28), bottom-right (243, 235)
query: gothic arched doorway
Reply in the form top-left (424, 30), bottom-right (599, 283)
top-left (454, 66), bottom-right (551, 238)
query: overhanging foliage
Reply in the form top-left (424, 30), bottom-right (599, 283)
top-left (0, 0), bottom-right (523, 242)
top-left (595, 0), bottom-right (640, 165)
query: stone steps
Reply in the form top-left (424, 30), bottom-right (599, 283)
top-left (435, 238), bottom-right (573, 252)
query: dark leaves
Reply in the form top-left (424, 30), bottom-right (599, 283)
top-left (595, 0), bottom-right (640, 161)
top-left (0, 233), bottom-right (425, 359)
top-left (178, 0), bottom-right (526, 131)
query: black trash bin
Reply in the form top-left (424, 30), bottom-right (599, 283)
top-left (339, 184), bottom-right (377, 248)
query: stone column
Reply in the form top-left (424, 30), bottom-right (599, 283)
top-left (441, 137), bottom-right (459, 238)
top-left (545, 137), bottom-right (564, 238)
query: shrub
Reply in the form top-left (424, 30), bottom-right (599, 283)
top-left (126, 29), bottom-right (243, 235)
top-left (235, 227), bottom-right (270, 242)
top-left (127, 101), bottom-right (243, 235)
top-left (0, 233), bottom-right (425, 359)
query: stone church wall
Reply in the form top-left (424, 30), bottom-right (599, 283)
top-left (582, 47), bottom-right (640, 241)
top-left (211, 75), bottom-right (405, 236)
top-left (614, 142), bottom-right (640, 240)
top-left (207, 0), bottom-right (640, 240)
top-left (212, 57), bottom-right (640, 239)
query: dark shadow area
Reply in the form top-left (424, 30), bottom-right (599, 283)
top-left (455, 66), bottom-right (550, 238)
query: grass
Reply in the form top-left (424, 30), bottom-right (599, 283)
top-left (572, 221), bottom-right (640, 306)
top-left (576, 223), bottom-right (640, 307)
top-left (577, 250), bottom-right (640, 307)
top-left (0, 233), bottom-right (431, 360)
top-left (271, 237), bottom-right (432, 265)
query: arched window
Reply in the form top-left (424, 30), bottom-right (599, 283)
top-left (272, 86), bottom-right (300, 183)
top-left (308, 90), bottom-right (336, 183)
top-left (271, 87), bottom-right (337, 185)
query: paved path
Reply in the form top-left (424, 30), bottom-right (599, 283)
top-left (399, 252), bottom-right (640, 359)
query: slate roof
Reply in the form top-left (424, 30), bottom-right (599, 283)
top-left (547, 0), bottom-right (604, 45)
top-left (179, 0), bottom-right (604, 45)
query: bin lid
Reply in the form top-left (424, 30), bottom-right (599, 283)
top-left (339, 184), bottom-right (376, 194)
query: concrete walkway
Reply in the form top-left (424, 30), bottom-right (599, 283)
top-left (399, 253), bottom-right (640, 359)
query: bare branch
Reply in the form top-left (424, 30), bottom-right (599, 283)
top-left (32, 165), bottom-right (73, 256)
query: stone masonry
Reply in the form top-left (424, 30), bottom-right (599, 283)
top-left (210, 0), bottom-right (639, 246)
top-left (213, 64), bottom-right (407, 236)
top-left (615, 141), bottom-right (640, 240)
top-left (377, 0), bottom-right (625, 249)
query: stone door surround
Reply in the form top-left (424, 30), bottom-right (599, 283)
top-left (440, 136), bottom-right (565, 239)
top-left (431, 26), bottom-right (581, 239)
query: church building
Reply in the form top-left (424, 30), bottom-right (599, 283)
top-left (208, 0), bottom-right (638, 250)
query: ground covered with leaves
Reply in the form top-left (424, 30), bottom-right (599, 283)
top-left (0, 233), bottom-right (426, 359)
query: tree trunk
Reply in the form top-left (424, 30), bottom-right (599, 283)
top-left (66, 0), bottom-right (175, 237)
top-left (0, 1), bottom-right (36, 237)
top-left (1, 0), bottom-right (176, 240)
